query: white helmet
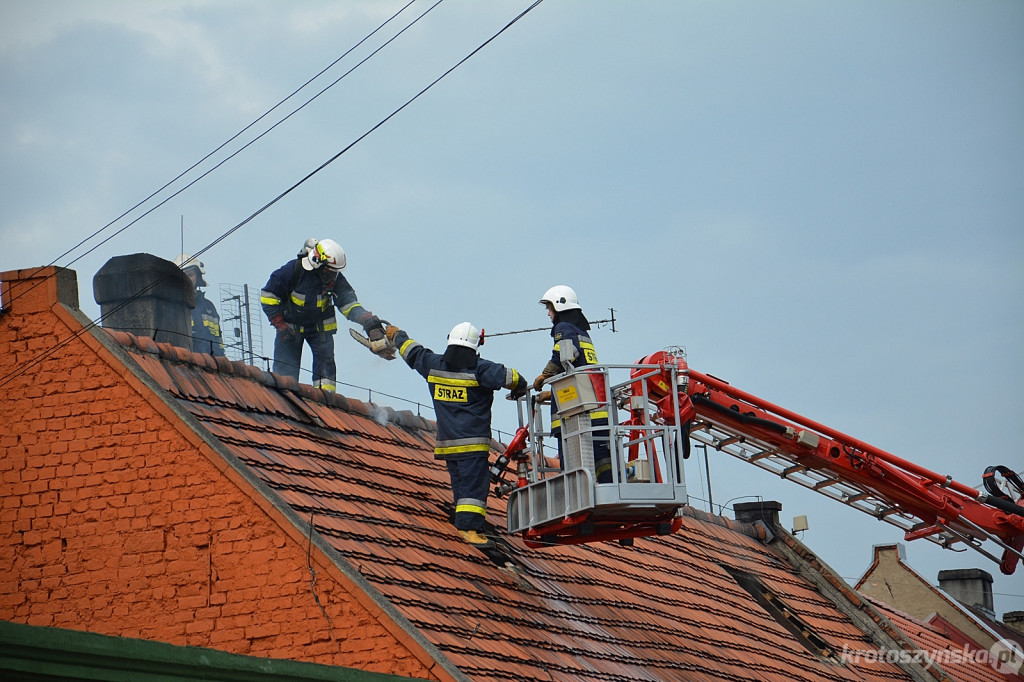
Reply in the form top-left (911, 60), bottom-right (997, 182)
top-left (447, 322), bottom-right (481, 351)
top-left (540, 285), bottom-right (580, 312)
top-left (173, 253), bottom-right (207, 286)
top-left (302, 238), bottom-right (346, 271)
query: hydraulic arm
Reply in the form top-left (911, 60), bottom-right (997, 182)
top-left (493, 349), bottom-right (1024, 575)
top-left (632, 350), bottom-right (1024, 575)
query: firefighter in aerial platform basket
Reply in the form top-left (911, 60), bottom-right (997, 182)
top-left (260, 238), bottom-right (389, 392)
top-left (534, 285), bottom-right (612, 482)
top-left (386, 321), bottom-right (527, 547)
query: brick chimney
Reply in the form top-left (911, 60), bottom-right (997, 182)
top-left (734, 500), bottom-right (782, 527)
top-left (93, 253), bottom-right (194, 351)
top-left (937, 568), bottom-right (995, 619)
top-left (1002, 611), bottom-right (1024, 635)
top-left (0, 266), bottom-right (80, 313)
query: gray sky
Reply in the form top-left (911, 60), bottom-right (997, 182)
top-left (2, 1), bottom-right (1022, 611)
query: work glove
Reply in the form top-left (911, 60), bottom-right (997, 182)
top-left (270, 313), bottom-right (297, 343)
top-left (533, 374), bottom-right (547, 391)
top-left (361, 314), bottom-right (384, 335)
top-left (509, 383), bottom-right (527, 400)
top-left (536, 390), bottom-right (552, 404)
top-left (276, 324), bottom-right (298, 344)
top-left (385, 325), bottom-right (400, 341)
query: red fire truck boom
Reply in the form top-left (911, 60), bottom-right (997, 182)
top-left (495, 349), bottom-right (1024, 575)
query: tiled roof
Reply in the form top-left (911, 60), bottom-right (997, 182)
top-left (107, 330), bottom-right (919, 681)
top-left (865, 597), bottom-right (1021, 682)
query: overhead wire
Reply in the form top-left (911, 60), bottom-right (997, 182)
top-left (0, 0), bottom-right (547, 392)
top-left (1, 0), bottom-right (421, 312)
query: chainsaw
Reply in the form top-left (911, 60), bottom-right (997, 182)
top-left (349, 326), bottom-right (396, 360)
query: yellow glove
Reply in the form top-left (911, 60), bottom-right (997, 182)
top-left (385, 325), bottom-right (400, 341)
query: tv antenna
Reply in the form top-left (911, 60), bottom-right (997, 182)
top-left (483, 308), bottom-right (617, 341)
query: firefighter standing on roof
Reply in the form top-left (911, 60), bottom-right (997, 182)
top-left (174, 253), bottom-right (225, 358)
top-left (260, 238), bottom-right (386, 392)
top-left (534, 285), bottom-right (612, 482)
top-left (386, 321), bottom-right (527, 547)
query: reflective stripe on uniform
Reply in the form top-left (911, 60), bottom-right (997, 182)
top-left (399, 339), bottom-right (419, 357)
top-left (552, 412), bottom-right (606, 431)
top-left (429, 371), bottom-right (480, 404)
top-left (505, 368), bottom-right (521, 388)
top-left (340, 301), bottom-right (362, 317)
top-left (456, 498), bottom-right (487, 517)
top-left (434, 437), bottom-right (491, 456)
top-left (259, 290), bottom-right (281, 306)
top-left (427, 370), bottom-right (480, 387)
top-left (579, 340), bottom-right (598, 365)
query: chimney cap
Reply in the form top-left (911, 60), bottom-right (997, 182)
top-left (733, 500), bottom-right (782, 526)
top-left (937, 568), bottom-right (994, 583)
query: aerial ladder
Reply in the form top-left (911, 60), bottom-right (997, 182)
top-left (491, 347), bottom-right (1024, 575)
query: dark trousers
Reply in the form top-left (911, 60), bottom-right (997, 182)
top-left (273, 330), bottom-right (337, 390)
top-left (446, 456), bottom-right (490, 531)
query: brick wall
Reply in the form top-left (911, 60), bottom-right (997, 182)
top-left (0, 268), bottom-right (442, 680)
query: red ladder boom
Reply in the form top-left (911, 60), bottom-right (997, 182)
top-left (633, 350), bottom-right (1024, 575)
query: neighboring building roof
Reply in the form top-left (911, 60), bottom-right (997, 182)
top-left (857, 543), bottom-right (1024, 678)
top-left (5, 264), bottom-right (1001, 681)
top-left (864, 597), bottom-right (1022, 682)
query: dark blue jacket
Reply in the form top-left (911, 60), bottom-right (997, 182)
top-left (394, 330), bottom-right (524, 460)
top-left (260, 258), bottom-right (370, 334)
top-left (549, 320), bottom-right (599, 369)
top-left (548, 320), bottom-right (607, 430)
top-left (191, 289), bottom-right (224, 357)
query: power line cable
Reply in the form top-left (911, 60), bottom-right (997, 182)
top-left (2, 0), bottom-right (420, 312)
top-left (0, 0), bottom-right (546, 391)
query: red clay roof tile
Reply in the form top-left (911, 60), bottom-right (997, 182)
top-left (110, 336), bottom-right (939, 681)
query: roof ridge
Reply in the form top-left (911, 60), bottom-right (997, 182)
top-left (680, 504), bottom-right (770, 542)
top-left (102, 328), bottom-right (437, 434)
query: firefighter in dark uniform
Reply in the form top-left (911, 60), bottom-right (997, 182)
top-left (387, 321), bottom-right (527, 546)
top-left (533, 285), bottom-right (612, 482)
top-left (260, 238), bottom-right (386, 392)
top-left (174, 254), bottom-right (225, 358)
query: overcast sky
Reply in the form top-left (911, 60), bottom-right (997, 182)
top-left (2, 1), bottom-right (1022, 611)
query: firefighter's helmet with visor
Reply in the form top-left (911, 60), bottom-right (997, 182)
top-left (447, 322), bottom-right (482, 351)
top-left (539, 285), bottom-right (580, 312)
top-left (302, 239), bottom-right (346, 272)
top-left (173, 253), bottom-right (207, 287)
